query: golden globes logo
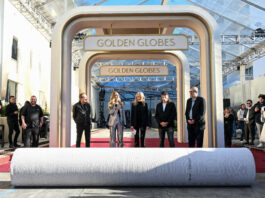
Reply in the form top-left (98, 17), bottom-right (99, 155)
top-left (84, 35), bottom-right (188, 51)
top-left (99, 66), bottom-right (169, 76)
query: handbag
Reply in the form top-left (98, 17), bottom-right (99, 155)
top-left (108, 114), bottom-right (115, 127)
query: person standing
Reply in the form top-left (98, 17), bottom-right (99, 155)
top-left (73, 93), bottom-right (92, 148)
top-left (254, 94), bottom-right (265, 147)
top-left (0, 100), bottom-right (2, 115)
top-left (130, 92), bottom-right (150, 147)
top-left (224, 107), bottom-right (234, 147)
top-left (229, 107), bottom-right (237, 137)
top-left (259, 107), bottom-right (265, 147)
top-left (155, 91), bottom-right (176, 147)
top-left (21, 96), bottom-right (44, 147)
top-left (243, 99), bottom-right (255, 145)
top-left (6, 96), bottom-right (20, 148)
top-left (237, 104), bottom-right (246, 143)
top-left (108, 91), bottom-right (126, 147)
top-left (19, 101), bottom-right (30, 145)
top-left (185, 87), bottom-right (206, 148)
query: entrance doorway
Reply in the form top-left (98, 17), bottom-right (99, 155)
top-left (50, 6), bottom-right (224, 148)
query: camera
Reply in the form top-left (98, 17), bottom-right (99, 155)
top-left (115, 104), bottom-right (117, 107)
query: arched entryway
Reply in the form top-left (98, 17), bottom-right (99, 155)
top-left (50, 5), bottom-right (224, 148)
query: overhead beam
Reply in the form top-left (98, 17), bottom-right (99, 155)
top-left (137, 0), bottom-right (150, 5)
top-left (93, 0), bottom-right (109, 6)
top-left (241, 0), bottom-right (265, 11)
top-left (34, 0), bottom-right (56, 9)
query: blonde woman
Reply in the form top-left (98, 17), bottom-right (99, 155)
top-left (130, 92), bottom-right (150, 147)
top-left (108, 91), bottom-right (126, 147)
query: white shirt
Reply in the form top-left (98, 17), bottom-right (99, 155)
top-left (237, 109), bottom-right (245, 121)
top-left (162, 103), bottom-right (167, 112)
top-left (246, 109), bottom-right (250, 123)
top-left (189, 98), bottom-right (196, 120)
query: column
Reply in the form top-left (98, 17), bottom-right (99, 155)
top-left (240, 64), bottom-right (246, 102)
top-left (0, 0), bottom-right (5, 99)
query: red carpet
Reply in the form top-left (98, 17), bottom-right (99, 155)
top-left (1, 138), bottom-right (265, 173)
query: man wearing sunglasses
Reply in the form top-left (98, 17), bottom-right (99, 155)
top-left (185, 87), bottom-right (206, 147)
top-left (243, 100), bottom-right (255, 145)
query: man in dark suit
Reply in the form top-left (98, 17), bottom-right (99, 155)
top-left (244, 99), bottom-right (255, 145)
top-left (0, 100), bottom-right (2, 115)
top-left (155, 91), bottom-right (176, 147)
top-left (73, 93), bottom-right (92, 147)
top-left (6, 96), bottom-right (20, 148)
top-left (185, 87), bottom-right (206, 147)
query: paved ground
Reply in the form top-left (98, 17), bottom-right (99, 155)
top-left (0, 173), bottom-right (265, 198)
top-left (1, 129), bottom-right (265, 197)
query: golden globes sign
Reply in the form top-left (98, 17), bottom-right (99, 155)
top-left (99, 65), bottom-right (169, 76)
top-left (83, 35), bottom-right (188, 51)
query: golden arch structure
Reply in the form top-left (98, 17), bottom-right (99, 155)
top-left (50, 5), bottom-right (225, 148)
top-left (78, 51), bottom-right (190, 144)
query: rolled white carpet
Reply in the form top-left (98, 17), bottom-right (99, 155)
top-left (11, 148), bottom-right (256, 186)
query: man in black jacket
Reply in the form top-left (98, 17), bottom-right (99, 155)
top-left (21, 96), bottom-right (44, 147)
top-left (0, 100), bottom-right (2, 115)
top-left (155, 91), bottom-right (176, 147)
top-left (254, 94), bottom-right (265, 147)
top-left (243, 99), bottom-right (255, 145)
top-left (185, 87), bottom-right (206, 147)
top-left (73, 93), bottom-right (91, 147)
top-left (19, 101), bottom-right (30, 144)
top-left (6, 96), bottom-right (20, 148)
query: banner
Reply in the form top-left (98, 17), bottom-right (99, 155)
top-left (99, 65), bottom-right (169, 76)
top-left (84, 35), bottom-right (188, 51)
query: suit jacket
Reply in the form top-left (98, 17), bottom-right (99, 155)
top-left (131, 102), bottom-right (150, 128)
top-left (108, 104), bottom-right (126, 127)
top-left (243, 106), bottom-right (255, 125)
top-left (253, 102), bottom-right (265, 124)
top-left (155, 101), bottom-right (176, 128)
top-left (73, 102), bottom-right (91, 126)
top-left (185, 96), bottom-right (206, 130)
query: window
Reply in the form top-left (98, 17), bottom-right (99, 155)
top-left (11, 37), bottom-right (18, 60)
top-left (245, 67), bottom-right (253, 80)
top-left (5, 80), bottom-right (17, 102)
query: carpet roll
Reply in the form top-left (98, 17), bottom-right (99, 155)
top-left (11, 148), bottom-right (255, 186)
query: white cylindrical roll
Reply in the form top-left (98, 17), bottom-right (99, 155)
top-left (11, 148), bottom-right (256, 186)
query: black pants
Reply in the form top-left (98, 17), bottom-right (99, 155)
top-left (187, 124), bottom-right (204, 147)
top-left (134, 127), bottom-right (146, 147)
top-left (159, 127), bottom-right (175, 147)
top-left (25, 127), bottom-right (39, 147)
top-left (21, 128), bottom-right (26, 144)
top-left (7, 120), bottom-right (20, 146)
top-left (76, 124), bottom-right (91, 147)
top-left (245, 123), bottom-right (255, 144)
top-left (224, 126), bottom-right (232, 147)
